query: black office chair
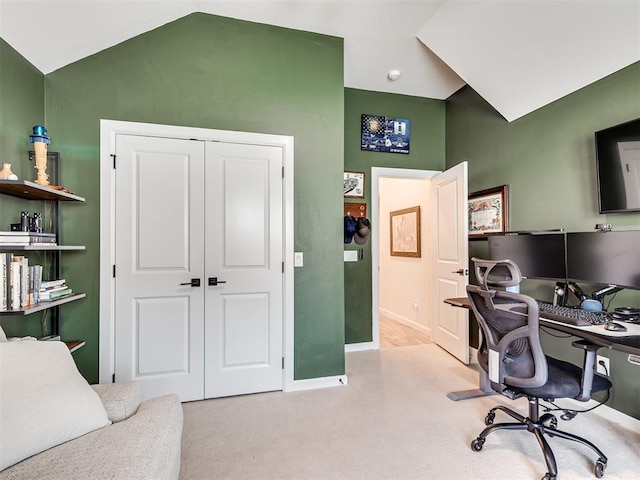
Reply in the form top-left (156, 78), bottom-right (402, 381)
top-left (467, 258), bottom-right (612, 480)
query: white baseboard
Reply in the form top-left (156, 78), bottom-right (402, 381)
top-left (345, 341), bottom-right (376, 353)
top-left (379, 308), bottom-right (430, 335)
top-left (285, 374), bottom-right (348, 392)
top-left (562, 398), bottom-right (640, 431)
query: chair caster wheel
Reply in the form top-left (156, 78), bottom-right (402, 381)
top-left (541, 413), bottom-right (557, 429)
top-left (595, 459), bottom-right (607, 478)
top-left (471, 438), bottom-right (485, 451)
top-left (485, 412), bottom-right (495, 425)
top-left (542, 474), bottom-right (556, 480)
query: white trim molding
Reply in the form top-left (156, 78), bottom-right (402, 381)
top-left (345, 342), bottom-right (376, 353)
top-left (370, 167), bottom-right (441, 350)
top-left (285, 374), bottom-right (348, 392)
top-left (99, 120), bottom-right (295, 394)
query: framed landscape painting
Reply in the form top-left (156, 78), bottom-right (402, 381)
top-left (390, 206), bottom-right (421, 257)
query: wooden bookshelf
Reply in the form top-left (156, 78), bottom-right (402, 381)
top-left (0, 293), bottom-right (86, 316)
top-left (65, 340), bottom-right (85, 353)
top-left (0, 179), bottom-right (85, 202)
top-left (0, 245), bottom-right (85, 251)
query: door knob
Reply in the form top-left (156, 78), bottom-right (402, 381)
top-left (452, 269), bottom-right (468, 276)
top-left (179, 278), bottom-right (201, 287)
top-left (208, 277), bottom-right (227, 286)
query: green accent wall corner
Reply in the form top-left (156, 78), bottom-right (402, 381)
top-left (446, 61), bottom-right (640, 419)
top-left (2, 13), bottom-right (346, 383)
top-left (344, 88), bottom-right (445, 344)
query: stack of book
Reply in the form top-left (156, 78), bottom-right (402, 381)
top-left (0, 231), bottom-right (57, 246)
top-left (1, 254), bottom-right (43, 310)
top-left (40, 279), bottom-right (73, 302)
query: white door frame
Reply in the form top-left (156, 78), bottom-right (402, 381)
top-left (347, 167), bottom-right (441, 352)
top-left (98, 120), bottom-right (295, 391)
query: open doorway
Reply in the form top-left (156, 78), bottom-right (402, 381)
top-left (371, 167), bottom-right (441, 349)
top-left (348, 164), bottom-right (468, 360)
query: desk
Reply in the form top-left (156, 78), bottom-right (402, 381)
top-left (444, 296), bottom-right (640, 400)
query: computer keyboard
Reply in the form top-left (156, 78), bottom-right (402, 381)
top-left (536, 301), bottom-right (608, 327)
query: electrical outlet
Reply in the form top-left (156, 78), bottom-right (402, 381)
top-left (596, 355), bottom-right (610, 376)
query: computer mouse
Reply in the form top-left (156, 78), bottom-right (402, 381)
top-left (604, 321), bottom-right (627, 332)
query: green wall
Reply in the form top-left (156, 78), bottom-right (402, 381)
top-left (0, 39), bottom-right (48, 339)
top-left (344, 88), bottom-right (445, 344)
top-left (446, 62), bottom-right (640, 419)
top-left (2, 13), bottom-right (346, 383)
top-left (3, 13), bottom-right (638, 418)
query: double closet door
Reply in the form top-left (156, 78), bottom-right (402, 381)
top-left (113, 135), bottom-right (284, 402)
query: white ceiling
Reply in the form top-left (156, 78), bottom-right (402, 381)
top-left (1, 0), bottom-right (638, 121)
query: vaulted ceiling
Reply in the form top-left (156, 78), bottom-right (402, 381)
top-left (1, 0), bottom-right (638, 121)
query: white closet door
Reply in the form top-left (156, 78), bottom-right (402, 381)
top-left (114, 135), bottom-right (205, 402)
top-left (204, 142), bottom-right (284, 398)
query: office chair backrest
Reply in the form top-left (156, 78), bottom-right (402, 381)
top-left (467, 258), bottom-right (547, 390)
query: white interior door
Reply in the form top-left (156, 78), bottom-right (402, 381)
top-left (204, 142), bottom-right (284, 398)
top-left (114, 135), bottom-right (205, 402)
top-left (431, 162), bottom-right (469, 363)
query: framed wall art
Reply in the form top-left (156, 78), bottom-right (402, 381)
top-left (468, 185), bottom-right (509, 238)
top-left (361, 114), bottom-right (410, 154)
top-left (344, 171), bottom-right (365, 198)
top-left (390, 205), bottom-right (421, 257)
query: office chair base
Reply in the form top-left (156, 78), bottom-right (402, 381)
top-left (471, 398), bottom-right (608, 479)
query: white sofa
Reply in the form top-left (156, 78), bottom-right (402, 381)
top-left (0, 332), bottom-right (183, 480)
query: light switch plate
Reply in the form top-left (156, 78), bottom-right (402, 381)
top-left (344, 250), bottom-right (358, 262)
top-left (294, 252), bottom-right (304, 267)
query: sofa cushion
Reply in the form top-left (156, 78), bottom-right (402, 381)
top-left (91, 382), bottom-right (141, 422)
top-left (0, 394), bottom-right (183, 480)
top-left (0, 339), bottom-right (111, 471)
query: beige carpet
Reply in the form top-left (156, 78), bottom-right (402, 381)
top-left (180, 344), bottom-right (640, 479)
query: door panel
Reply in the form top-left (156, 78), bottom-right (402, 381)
top-left (205, 142), bottom-right (284, 398)
top-left (223, 160), bottom-right (269, 267)
top-left (135, 297), bottom-right (190, 375)
top-left (114, 135), bottom-right (205, 402)
top-left (222, 293), bottom-right (270, 366)
top-left (135, 152), bottom-right (193, 269)
top-left (432, 162), bottom-right (469, 364)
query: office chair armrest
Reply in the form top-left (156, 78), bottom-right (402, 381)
top-left (571, 340), bottom-right (602, 401)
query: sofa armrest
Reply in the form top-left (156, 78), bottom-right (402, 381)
top-left (91, 382), bottom-right (141, 423)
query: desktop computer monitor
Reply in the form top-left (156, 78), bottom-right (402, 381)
top-left (566, 230), bottom-right (640, 290)
top-left (488, 233), bottom-right (567, 281)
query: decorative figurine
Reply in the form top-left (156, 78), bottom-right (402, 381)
top-left (0, 163), bottom-right (18, 180)
top-left (30, 124), bottom-right (50, 186)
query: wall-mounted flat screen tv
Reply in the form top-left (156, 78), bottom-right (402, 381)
top-left (595, 118), bottom-right (640, 213)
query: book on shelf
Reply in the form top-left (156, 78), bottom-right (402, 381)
top-left (40, 288), bottom-right (73, 301)
top-left (40, 278), bottom-right (66, 289)
top-left (9, 258), bottom-right (20, 309)
top-left (0, 253), bottom-right (8, 311)
top-left (0, 255), bottom-right (44, 310)
top-left (0, 231), bottom-right (56, 245)
top-left (41, 284), bottom-right (69, 293)
top-left (0, 251), bottom-right (79, 309)
top-left (17, 256), bottom-right (29, 307)
top-left (0, 231), bottom-right (55, 237)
